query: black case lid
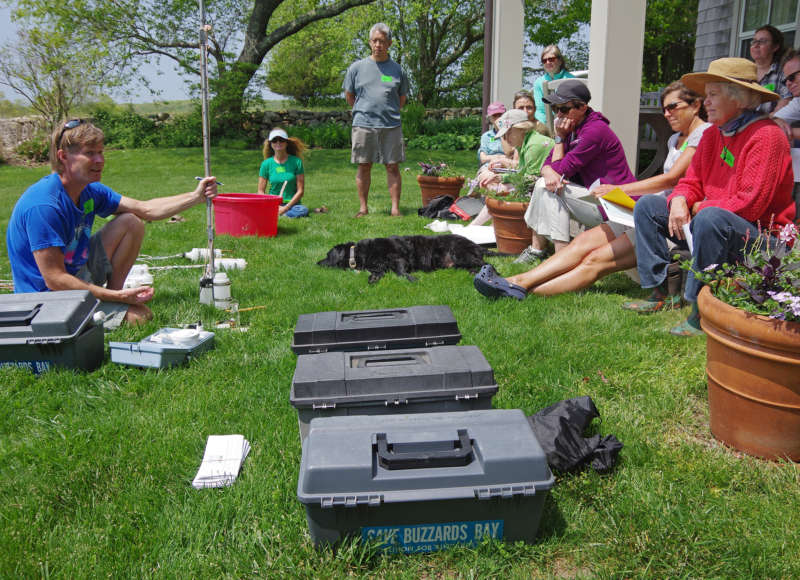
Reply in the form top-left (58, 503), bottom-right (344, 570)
top-left (292, 305), bottom-right (461, 354)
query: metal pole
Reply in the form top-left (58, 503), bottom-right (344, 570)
top-left (198, 0), bottom-right (215, 301)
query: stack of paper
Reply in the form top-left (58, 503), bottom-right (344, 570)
top-left (192, 434), bottom-right (251, 489)
top-left (597, 187), bottom-right (637, 228)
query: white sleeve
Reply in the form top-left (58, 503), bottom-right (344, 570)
top-left (774, 97), bottom-right (800, 123)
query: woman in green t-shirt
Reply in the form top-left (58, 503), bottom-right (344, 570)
top-left (257, 128), bottom-right (309, 217)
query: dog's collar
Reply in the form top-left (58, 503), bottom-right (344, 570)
top-left (348, 245), bottom-right (357, 269)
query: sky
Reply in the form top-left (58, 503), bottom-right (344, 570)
top-left (2, 7), bottom-right (201, 103)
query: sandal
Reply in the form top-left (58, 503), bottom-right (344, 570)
top-left (621, 290), bottom-right (682, 313)
top-left (473, 264), bottom-right (527, 300)
top-left (353, 211), bottom-right (368, 218)
top-left (670, 318), bottom-right (704, 337)
top-left (314, 206), bottom-right (329, 214)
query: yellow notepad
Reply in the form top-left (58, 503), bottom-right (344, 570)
top-left (601, 187), bottom-right (636, 210)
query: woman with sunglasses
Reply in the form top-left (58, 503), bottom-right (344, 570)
top-left (258, 128), bottom-right (309, 217)
top-left (473, 82), bottom-right (709, 301)
top-left (533, 45), bottom-right (574, 125)
top-left (749, 25), bottom-right (791, 114)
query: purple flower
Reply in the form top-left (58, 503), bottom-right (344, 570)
top-left (779, 223), bottom-right (798, 244)
top-left (703, 263), bottom-right (718, 271)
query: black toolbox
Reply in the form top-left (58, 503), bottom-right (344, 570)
top-left (290, 345), bottom-right (497, 440)
top-left (291, 306), bottom-right (461, 354)
top-left (0, 290), bottom-right (103, 373)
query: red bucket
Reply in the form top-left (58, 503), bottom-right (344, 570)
top-left (213, 193), bottom-right (281, 237)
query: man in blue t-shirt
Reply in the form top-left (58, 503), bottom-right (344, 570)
top-left (343, 22), bottom-right (409, 217)
top-left (6, 120), bottom-right (218, 327)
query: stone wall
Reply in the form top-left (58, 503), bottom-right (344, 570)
top-left (0, 117), bottom-right (45, 157)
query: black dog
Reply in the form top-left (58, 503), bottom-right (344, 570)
top-left (318, 234), bottom-right (495, 283)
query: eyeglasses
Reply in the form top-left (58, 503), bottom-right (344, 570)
top-left (662, 101), bottom-right (688, 114)
top-left (553, 104), bottom-right (578, 114)
top-left (542, 56), bottom-right (559, 64)
top-left (784, 70), bottom-right (800, 85)
top-left (57, 119), bottom-right (84, 149)
top-left (750, 38), bottom-right (771, 46)
top-left (270, 137), bottom-right (287, 143)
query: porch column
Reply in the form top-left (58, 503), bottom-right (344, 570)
top-left (490, 0), bottom-right (525, 108)
top-left (588, 0), bottom-right (647, 172)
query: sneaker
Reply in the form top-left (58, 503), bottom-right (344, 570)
top-left (513, 245), bottom-right (546, 264)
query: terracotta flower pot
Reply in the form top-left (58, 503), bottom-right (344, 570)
top-left (698, 286), bottom-right (800, 460)
top-left (417, 175), bottom-right (465, 207)
top-left (485, 196), bottom-right (531, 254)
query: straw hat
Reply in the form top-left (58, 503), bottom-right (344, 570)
top-left (681, 57), bottom-right (779, 102)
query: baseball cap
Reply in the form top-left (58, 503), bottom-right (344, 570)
top-left (543, 79), bottom-right (591, 105)
top-left (268, 128), bottom-right (289, 141)
top-left (494, 109), bottom-right (534, 139)
top-left (486, 101), bottom-right (506, 117)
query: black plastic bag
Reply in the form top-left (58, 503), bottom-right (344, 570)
top-left (527, 396), bottom-right (623, 474)
top-left (418, 195), bottom-right (455, 217)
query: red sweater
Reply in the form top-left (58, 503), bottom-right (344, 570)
top-left (668, 118), bottom-right (795, 228)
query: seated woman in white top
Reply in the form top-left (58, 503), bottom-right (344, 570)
top-left (475, 81), bottom-right (711, 299)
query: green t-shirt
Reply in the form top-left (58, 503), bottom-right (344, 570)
top-left (512, 130), bottom-right (554, 180)
top-left (259, 155), bottom-right (304, 202)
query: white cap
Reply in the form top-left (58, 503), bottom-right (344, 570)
top-left (268, 128), bottom-right (288, 142)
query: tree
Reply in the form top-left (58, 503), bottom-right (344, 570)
top-left (524, 0), bottom-right (591, 83)
top-left (264, 4), bottom-right (377, 105)
top-left (0, 25), bottom-right (123, 128)
top-left (643, 0), bottom-right (698, 88)
top-left (381, 0), bottom-right (485, 106)
top-left (9, 0), bottom-right (378, 123)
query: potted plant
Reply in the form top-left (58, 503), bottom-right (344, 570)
top-left (416, 161), bottom-right (465, 207)
top-left (483, 172), bottom-right (536, 254)
top-left (690, 223), bottom-right (800, 460)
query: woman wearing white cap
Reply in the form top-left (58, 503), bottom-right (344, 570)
top-left (258, 128), bottom-right (309, 217)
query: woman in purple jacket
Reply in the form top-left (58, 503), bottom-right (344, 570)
top-left (522, 80), bottom-right (636, 258)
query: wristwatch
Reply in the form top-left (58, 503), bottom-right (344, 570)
top-left (554, 136), bottom-right (563, 144)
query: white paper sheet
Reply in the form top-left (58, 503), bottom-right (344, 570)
top-left (192, 435), bottom-right (251, 489)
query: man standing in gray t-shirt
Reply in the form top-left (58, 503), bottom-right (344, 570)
top-left (343, 22), bottom-right (409, 217)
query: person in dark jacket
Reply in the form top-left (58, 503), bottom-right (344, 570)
top-left (520, 80), bottom-right (636, 260)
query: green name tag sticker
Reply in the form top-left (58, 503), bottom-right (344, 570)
top-left (275, 166), bottom-right (286, 173)
top-left (680, 140), bottom-right (689, 151)
top-left (381, 75), bottom-right (393, 83)
top-left (764, 83), bottom-right (776, 92)
top-left (83, 198), bottom-right (94, 215)
top-left (720, 146), bottom-right (735, 168)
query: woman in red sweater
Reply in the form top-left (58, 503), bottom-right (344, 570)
top-left (625, 57), bottom-right (795, 336)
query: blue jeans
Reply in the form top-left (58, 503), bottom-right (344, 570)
top-left (282, 204), bottom-right (309, 218)
top-left (633, 195), bottom-right (762, 302)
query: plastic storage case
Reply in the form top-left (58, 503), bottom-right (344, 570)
top-left (291, 345), bottom-right (497, 440)
top-left (109, 328), bottom-right (215, 369)
top-left (0, 290), bottom-right (103, 373)
top-left (297, 409), bottom-right (555, 552)
top-left (291, 305), bottom-right (461, 354)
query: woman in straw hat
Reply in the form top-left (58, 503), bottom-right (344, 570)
top-left (624, 57), bottom-right (795, 336)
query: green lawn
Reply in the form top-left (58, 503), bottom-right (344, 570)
top-left (1, 148), bottom-right (799, 578)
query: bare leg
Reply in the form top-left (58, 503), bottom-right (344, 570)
top-left (553, 240), bottom-right (569, 253)
top-left (386, 163), bottom-right (401, 216)
top-left (528, 230), bottom-right (550, 252)
top-left (470, 205), bottom-right (491, 226)
top-left (532, 232), bottom-right (635, 296)
top-left (98, 213), bottom-right (152, 324)
top-left (356, 163), bottom-right (372, 214)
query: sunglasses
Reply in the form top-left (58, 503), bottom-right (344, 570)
top-left (542, 56), bottom-right (559, 64)
top-left (270, 137), bottom-right (287, 143)
top-left (784, 70), bottom-right (800, 85)
top-left (553, 104), bottom-right (578, 114)
top-left (57, 119), bottom-right (85, 149)
top-left (662, 101), bottom-right (688, 114)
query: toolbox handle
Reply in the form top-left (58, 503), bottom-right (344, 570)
top-left (375, 429), bottom-right (473, 470)
top-left (341, 310), bottom-right (406, 323)
top-left (0, 304), bottom-right (42, 327)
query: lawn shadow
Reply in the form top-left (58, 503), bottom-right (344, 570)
top-left (536, 493), bottom-right (567, 540)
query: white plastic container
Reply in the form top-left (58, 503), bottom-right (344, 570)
top-left (123, 264), bottom-right (153, 288)
top-left (213, 272), bottom-right (232, 309)
top-left (184, 248), bottom-right (223, 261)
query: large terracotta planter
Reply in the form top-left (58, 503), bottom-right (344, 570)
top-left (417, 175), bottom-right (465, 207)
top-left (698, 286), bottom-right (800, 460)
top-left (485, 196), bottom-right (531, 254)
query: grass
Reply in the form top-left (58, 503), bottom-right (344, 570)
top-left (1, 147), bottom-right (799, 578)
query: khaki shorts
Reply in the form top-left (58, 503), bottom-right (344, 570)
top-left (76, 232), bottom-right (129, 330)
top-left (351, 126), bottom-right (405, 165)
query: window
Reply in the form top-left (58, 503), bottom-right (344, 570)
top-left (738, 0), bottom-right (799, 57)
